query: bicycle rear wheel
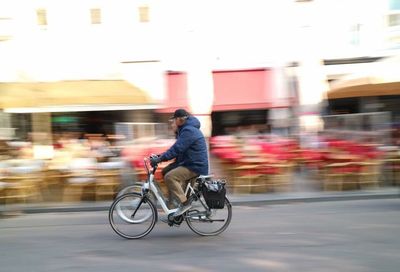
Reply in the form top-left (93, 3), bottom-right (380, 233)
top-left (185, 195), bottom-right (232, 236)
top-left (109, 192), bottom-right (157, 239)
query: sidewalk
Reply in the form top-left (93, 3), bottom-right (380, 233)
top-left (1, 187), bottom-right (398, 214)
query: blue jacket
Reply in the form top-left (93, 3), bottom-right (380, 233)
top-left (160, 116), bottom-right (209, 175)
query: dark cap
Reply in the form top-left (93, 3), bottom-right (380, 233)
top-left (170, 108), bottom-right (190, 120)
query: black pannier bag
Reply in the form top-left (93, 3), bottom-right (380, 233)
top-left (202, 179), bottom-right (226, 209)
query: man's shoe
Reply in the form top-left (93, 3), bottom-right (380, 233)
top-left (174, 201), bottom-right (192, 217)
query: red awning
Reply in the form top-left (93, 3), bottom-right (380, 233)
top-left (159, 69), bottom-right (291, 113)
top-left (212, 69), bottom-right (275, 111)
top-left (157, 71), bottom-right (190, 113)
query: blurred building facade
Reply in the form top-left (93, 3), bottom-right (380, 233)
top-left (0, 0), bottom-right (399, 141)
top-left (0, 0), bottom-right (164, 141)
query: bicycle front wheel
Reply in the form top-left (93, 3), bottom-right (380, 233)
top-left (185, 195), bottom-right (232, 236)
top-left (109, 192), bottom-right (157, 239)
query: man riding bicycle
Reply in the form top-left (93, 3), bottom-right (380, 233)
top-left (150, 108), bottom-right (209, 217)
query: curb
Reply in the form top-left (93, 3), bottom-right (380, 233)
top-left (1, 191), bottom-right (398, 214)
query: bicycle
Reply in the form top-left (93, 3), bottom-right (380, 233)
top-left (108, 156), bottom-right (232, 239)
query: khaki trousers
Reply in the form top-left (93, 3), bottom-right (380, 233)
top-left (164, 166), bottom-right (197, 206)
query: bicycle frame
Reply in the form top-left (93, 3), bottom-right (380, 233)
top-left (141, 158), bottom-right (179, 215)
top-left (141, 157), bottom-right (210, 216)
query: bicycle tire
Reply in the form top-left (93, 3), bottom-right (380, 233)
top-left (109, 192), bottom-right (157, 239)
top-left (185, 196), bottom-right (232, 236)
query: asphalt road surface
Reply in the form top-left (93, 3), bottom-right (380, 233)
top-left (1, 199), bottom-right (400, 272)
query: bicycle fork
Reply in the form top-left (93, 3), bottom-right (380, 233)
top-left (131, 196), bottom-right (147, 219)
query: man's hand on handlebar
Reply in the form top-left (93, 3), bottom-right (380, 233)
top-left (149, 154), bottom-right (162, 168)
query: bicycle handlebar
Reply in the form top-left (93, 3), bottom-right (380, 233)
top-left (144, 156), bottom-right (158, 175)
